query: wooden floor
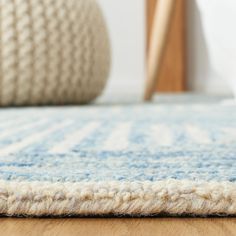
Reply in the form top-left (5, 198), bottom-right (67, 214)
top-left (0, 218), bottom-right (236, 236)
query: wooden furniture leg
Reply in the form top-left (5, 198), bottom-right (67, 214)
top-left (144, 0), bottom-right (176, 101)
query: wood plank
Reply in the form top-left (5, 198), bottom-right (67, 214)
top-left (147, 0), bottom-right (186, 92)
top-left (0, 218), bottom-right (235, 236)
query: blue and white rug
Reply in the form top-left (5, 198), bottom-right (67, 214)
top-left (0, 95), bottom-right (236, 216)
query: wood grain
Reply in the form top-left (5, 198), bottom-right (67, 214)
top-left (147, 0), bottom-right (186, 92)
top-left (0, 218), bottom-right (236, 236)
top-left (144, 0), bottom-right (175, 100)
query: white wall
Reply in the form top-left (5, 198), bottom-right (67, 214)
top-left (98, 0), bottom-right (145, 96)
top-left (188, 0), bottom-right (235, 95)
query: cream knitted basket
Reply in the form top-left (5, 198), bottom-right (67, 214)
top-left (0, 0), bottom-right (110, 106)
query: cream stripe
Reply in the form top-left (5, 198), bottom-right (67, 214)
top-left (49, 122), bottom-right (100, 153)
top-left (151, 124), bottom-right (173, 146)
top-left (0, 109), bottom-right (57, 129)
top-left (0, 121), bottom-right (71, 155)
top-left (103, 122), bottom-right (131, 151)
top-left (0, 116), bottom-right (27, 129)
top-left (0, 118), bottom-right (48, 140)
top-left (221, 128), bottom-right (236, 143)
top-left (185, 124), bottom-right (211, 144)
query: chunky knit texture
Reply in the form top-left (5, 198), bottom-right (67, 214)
top-left (0, 95), bottom-right (235, 216)
top-left (0, 0), bottom-right (110, 106)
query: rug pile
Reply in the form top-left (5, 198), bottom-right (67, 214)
top-left (0, 96), bottom-right (235, 216)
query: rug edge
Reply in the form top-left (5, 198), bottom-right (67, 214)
top-left (0, 179), bottom-right (236, 216)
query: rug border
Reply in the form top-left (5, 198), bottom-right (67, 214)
top-left (0, 179), bottom-right (236, 216)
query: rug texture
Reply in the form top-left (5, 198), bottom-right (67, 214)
top-left (0, 95), bottom-right (236, 216)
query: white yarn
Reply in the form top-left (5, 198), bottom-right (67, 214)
top-left (0, 180), bottom-right (236, 216)
top-left (0, 0), bottom-right (110, 106)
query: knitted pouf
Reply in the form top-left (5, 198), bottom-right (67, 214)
top-left (0, 0), bottom-right (110, 106)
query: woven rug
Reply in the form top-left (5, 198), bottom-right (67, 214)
top-left (0, 95), bottom-right (236, 216)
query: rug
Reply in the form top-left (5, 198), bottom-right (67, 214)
top-left (0, 95), bottom-right (236, 216)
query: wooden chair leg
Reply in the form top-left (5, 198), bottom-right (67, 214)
top-left (144, 0), bottom-right (176, 101)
